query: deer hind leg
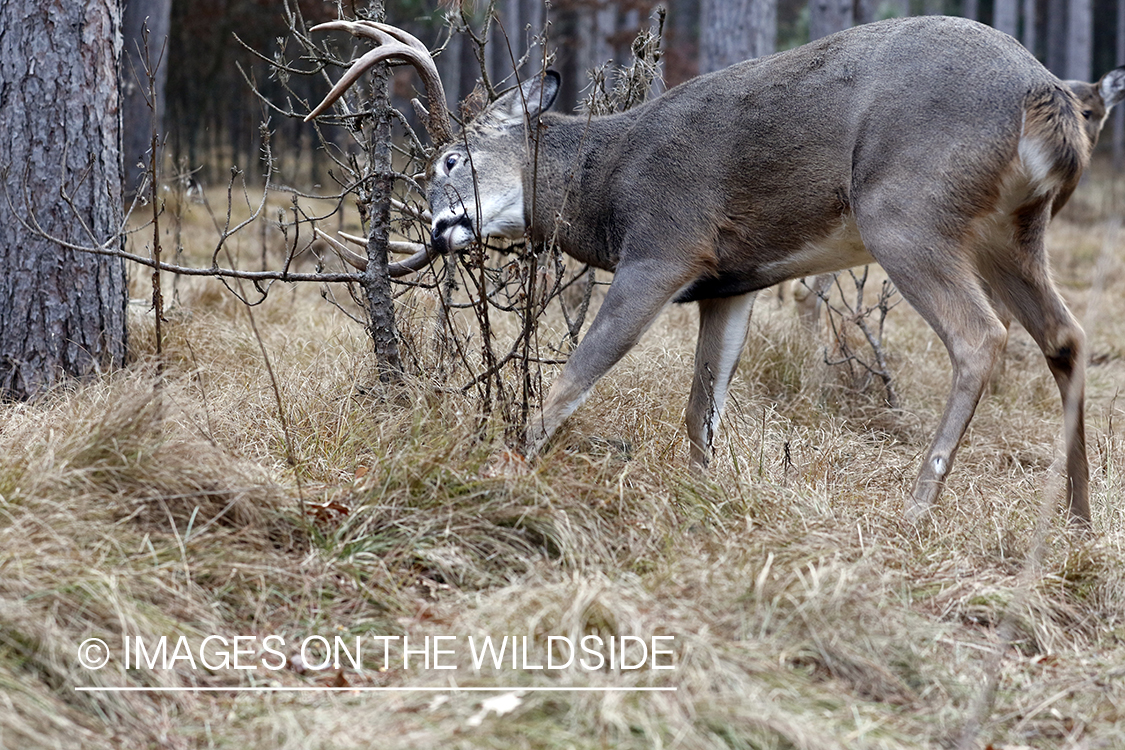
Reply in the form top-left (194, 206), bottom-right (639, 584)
top-left (525, 260), bottom-right (698, 457)
top-left (686, 292), bottom-right (758, 469)
top-left (863, 226), bottom-right (1009, 523)
top-left (978, 217), bottom-right (1089, 524)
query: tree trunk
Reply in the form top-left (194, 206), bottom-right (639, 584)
top-left (855, 0), bottom-right (879, 26)
top-left (994, 0), bottom-right (1018, 37)
top-left (1064, 0), bottom-right (1091, 82)
top-left (808, 0), bottom-right (852, 42)
top-left (359, 0), bottom-right (402, 379)
top-left (555, 7), bottom-right (582, 112)
top-left (1021, 0), bottom-right (1038, 58)
top-left (0, 1), bottom-right (128, 401)
top-left (595, 1), bottom-right (616, 67)
top-left (438, 22), bottom-right (463, 114)
top-left (521, 0), bottom-right (544, 74)
top-left (458, 15), bottom-right (480, 104)
top-left (122, 0), bottom-right (172, 197)
top-left (701, 0), bottom-right (776, 74)
top-left (490, 0), bottom-right (521, 85)
top-left (1045, 0), bottom-right (1067, 75)
top-left (575, 4), bottom-right (597, 87)
top-left (963, 0), bottom-right (979, 22)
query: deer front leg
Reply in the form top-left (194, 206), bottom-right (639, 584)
top-left (686, 293), bottom-right (758, 469)
top-left (526, 260), bottom-right (697, 456)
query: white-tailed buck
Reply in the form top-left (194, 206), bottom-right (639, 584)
top-left (309, 16), bottom-right (1124, 524)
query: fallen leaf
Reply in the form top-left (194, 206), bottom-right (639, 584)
top-left (481, 449), bottom-right (530, 479)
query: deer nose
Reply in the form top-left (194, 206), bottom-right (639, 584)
top-left (431, 213), bottom-right (472, 253)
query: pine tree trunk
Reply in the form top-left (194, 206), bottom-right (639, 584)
top-left (1021, 0), bottom-right (1038, 58)
top-left (701, 0), bottom-right (776, 74)
top-left (1045, 0), bottom-right (1067, 75)
top-left (994, 0), bottom-right (1018, 37)
top-left (808, 0), bottom-right (852, 43)
top-left (595, 1), bottom-right (616, 67)
top-left (490, 0), bottom-right (522, 84)
top-left (0, 1), bottom-right (128, 401)
top-left (1064, 0), bottom-right (1091, 82)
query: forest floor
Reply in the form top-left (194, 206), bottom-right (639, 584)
top-left (2, 162), bottom-right (1125, 749)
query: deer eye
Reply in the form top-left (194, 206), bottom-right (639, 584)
top-left (442, 153), bottom-right (460, 175)
top-left (1082, 109), bottom-right (1093, 120)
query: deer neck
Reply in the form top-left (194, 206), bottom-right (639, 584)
top-left (522, 111), bottom-right (635, 271)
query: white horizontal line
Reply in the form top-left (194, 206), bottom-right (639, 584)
top-left (75, 686), bottom-right (677, 693)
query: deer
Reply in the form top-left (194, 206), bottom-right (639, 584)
top-left (307, 15), bottom-right (1112, 525)
top-left (792, 66), bottom-right (1125, 327)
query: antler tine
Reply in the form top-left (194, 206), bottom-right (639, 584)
top-left (305, 44), bottom-right (413, 120)
top-left (311, 20), bottom-right (426, 54)
top-left (314, 227), bottom-right (436, 276)
top-left (387, 246), bottom-right (437, 277)
top-left (309, 20), bottom-right (382, 39)
top-left (306, 20), bottom-right (453, 146)
top-left (365, 22), bottom-right (430, 55)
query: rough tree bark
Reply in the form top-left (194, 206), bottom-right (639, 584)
top-left (700, 0), bottom-right (776, 74)
top-left (358, 0), bottom-right (403, 380)
top-left (0, 2), bottom-right (128, 400)
top-left (122, 0), bottom-right (172, 196)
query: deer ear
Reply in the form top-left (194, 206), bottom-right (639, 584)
top-left (1099, 67), bottom-right (1125, 109)
top-left (524, 70), bottom-right (561, 118)
top-left (489, 70), bottom-right (562, 126)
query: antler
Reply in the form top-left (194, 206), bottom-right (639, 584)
top-left (314, 228), bottom-right (435, 277)
top-left (305, 20), bottom-right (453, 146)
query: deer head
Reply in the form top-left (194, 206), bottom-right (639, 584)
top-left (427, 72), bottom-right (560, 254)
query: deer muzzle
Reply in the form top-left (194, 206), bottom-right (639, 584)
top-left (431, 212), bottom-right (474, 255)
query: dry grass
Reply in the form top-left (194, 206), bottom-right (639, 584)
top-left (2, 168), bottom-right (1125, 750)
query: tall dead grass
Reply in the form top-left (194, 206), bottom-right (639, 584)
top-left (1, 171), bottom-right (1124, 749)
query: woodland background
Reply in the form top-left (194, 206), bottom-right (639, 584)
top-left (1, 1), bottom-right (1124, 749)
top-left (144, 0), bottom-right (1125, 190)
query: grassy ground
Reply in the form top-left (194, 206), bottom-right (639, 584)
top-left (2, 165), bottom-right (1125, 750)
